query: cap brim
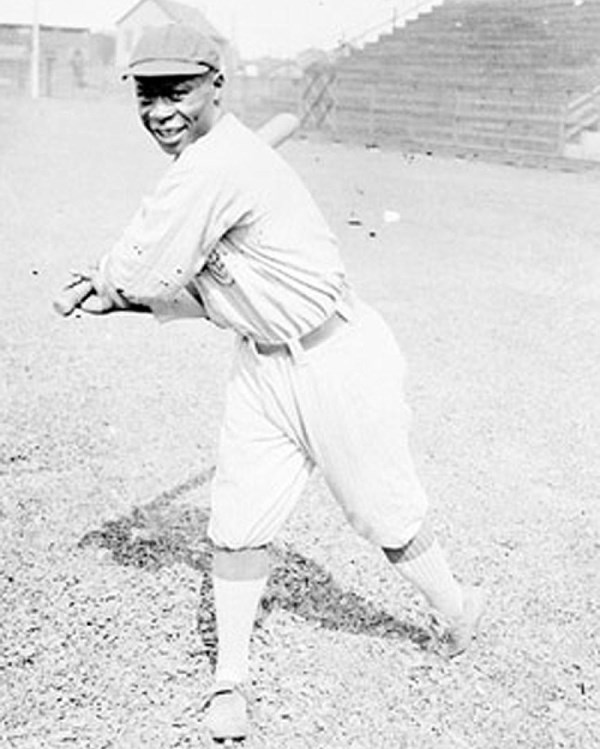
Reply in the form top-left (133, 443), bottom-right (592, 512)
top-left (121, 60), bottom-right (215, 80)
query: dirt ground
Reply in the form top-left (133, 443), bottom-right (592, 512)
top-left (1, 95), bottom-right (599, 749)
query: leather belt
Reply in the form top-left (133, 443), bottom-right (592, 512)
top-left (253, 311), bottom-right (348, 356)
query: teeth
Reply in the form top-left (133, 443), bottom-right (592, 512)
top-left (157, 129), bottom-right (183, 138)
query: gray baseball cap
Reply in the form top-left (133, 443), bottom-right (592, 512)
top-left (121, 24), bottom-right (221, 79)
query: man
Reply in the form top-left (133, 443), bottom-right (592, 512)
top-left (72, 23), bottom-right (483, 744)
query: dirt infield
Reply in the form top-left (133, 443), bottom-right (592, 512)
top-left (1, 95), bottom-right (599, 748)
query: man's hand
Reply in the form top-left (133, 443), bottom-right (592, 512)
top-left (53, 268), bottom-right (125, 316)
top-left (77, 270), bottom-right (120, 315)
top-left (53, 268), bottom-right (111, 315)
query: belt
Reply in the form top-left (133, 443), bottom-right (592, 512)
top-left (253, 311), bottom-right (348, 356)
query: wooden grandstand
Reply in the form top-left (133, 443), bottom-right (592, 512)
top-left (330, 0), bottom-right (600, 158)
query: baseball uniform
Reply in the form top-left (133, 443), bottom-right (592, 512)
top-left (94, 111), bottom-right (428, 550)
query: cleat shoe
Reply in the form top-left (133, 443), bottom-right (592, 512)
top-left (202, 681), bottom-right (249, 743)
top-left (444, 585), bottom-right (485, 658)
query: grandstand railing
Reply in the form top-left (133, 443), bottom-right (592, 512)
top-left (564, 84), bottom-right (600, 141)
top-left (333, 0), bottom-right (444, 56)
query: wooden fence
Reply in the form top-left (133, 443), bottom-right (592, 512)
top-left (334, 80), bottom-right (569, 154)
top-left (226, 67), bottom-right (600, 159)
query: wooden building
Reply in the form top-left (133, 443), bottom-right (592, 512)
top-left (0, 1), bottom-right (90, 95)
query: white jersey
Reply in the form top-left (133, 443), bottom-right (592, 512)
top-left (95, 111), bottom-right (428, 553)
top-left (97, 113), bottom-right (347, 343)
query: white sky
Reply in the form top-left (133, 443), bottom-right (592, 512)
top-left (7, 0), bottom-right (435, 59)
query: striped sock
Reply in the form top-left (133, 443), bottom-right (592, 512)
top-left (386, 523), bottom-right (464, 621)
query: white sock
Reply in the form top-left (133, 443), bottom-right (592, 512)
top-left (213, 574), bottom-right (268, 684)
top-left (397, 539), bottom-right (464, 621)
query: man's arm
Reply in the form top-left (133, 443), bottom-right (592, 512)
top-left (55, 158), bottom-right (249, 317)
top-left (53, 113), bottom-right (300, 317)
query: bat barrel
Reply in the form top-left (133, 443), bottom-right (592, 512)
top-left (256, 113), bottom-right (300, 147)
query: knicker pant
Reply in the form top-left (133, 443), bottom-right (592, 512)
top-left (207, 299), bottom-right (428, 550)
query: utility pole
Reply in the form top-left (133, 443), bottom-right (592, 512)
top-left (31, 0), bottom-right (41, 99)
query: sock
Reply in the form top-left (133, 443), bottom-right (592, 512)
top-left (213, 574), bottom-right (268, 685)
top-left (387, 525), bottom-right (464, 621)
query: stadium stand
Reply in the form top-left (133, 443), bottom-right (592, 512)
top-left (333, 0), bottom-right (600, 158)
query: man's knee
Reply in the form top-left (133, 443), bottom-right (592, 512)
top-left (382, 517), bottom-right (435, 564)
top-left (213, 545), bottom-right (270, 580)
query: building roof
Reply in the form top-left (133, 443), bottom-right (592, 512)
top-left (0, 0), bottom-right (89, 30)
top-left (117, 0), bottom-right (226, 41)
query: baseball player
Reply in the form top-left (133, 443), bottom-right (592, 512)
top-left (67, 23), bottom-right (483, 744)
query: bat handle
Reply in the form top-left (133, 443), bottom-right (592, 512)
top-left (52, 279), bottom-right (94, 316)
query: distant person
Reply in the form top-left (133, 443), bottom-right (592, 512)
top-left (64, 23), bottom-right (484, 745)
top-left (70, 48), bottom-right (85, 88)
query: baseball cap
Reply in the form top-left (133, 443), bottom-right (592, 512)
top-left (121, 24), bottom-right (221, 80)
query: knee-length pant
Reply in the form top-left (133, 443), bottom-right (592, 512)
top-left (207, 299), bottom-right (428, 550)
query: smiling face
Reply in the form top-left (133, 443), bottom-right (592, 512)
top-left (135, 73), bottom-right (222, 157)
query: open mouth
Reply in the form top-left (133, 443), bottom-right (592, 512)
top-left (153, 127), bottom-right (186, 146)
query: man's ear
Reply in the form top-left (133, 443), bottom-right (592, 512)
top-left (212, 72), bottom-right (225, 105)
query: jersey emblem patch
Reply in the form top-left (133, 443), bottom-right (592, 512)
top-left (204, 246), bottom-right (235, 286)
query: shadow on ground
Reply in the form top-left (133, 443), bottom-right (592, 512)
top-left (78, 468), bottom-right (433, 666)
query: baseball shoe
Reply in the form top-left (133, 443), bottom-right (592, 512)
top-left (443, 585), bottom-right (485, 658)
top-left (202, 681), bottom-right (248, 744)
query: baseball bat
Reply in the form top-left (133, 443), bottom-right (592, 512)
top-left (52, 112), bottom-right (301, 316)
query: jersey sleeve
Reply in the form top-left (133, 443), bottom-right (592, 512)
top-left (95, 152), bottom-right (253, 309)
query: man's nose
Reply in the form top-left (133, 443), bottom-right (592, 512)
top-left (149, 97), bottom-right (176, 121)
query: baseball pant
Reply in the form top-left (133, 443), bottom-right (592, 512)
top-left (207, 298), bottom-right (428, 550)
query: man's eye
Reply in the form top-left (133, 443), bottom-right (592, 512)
top-left (136, 88), bottom-right (189, 106)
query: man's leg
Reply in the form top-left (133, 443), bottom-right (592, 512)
top-left (383, 520), bottom-right (483, 656)
top-left (205, 341), bottom-right (313, 739)
top-left (212, 546), bottom-right (270, 684)
top-left (293, 302), bottom-right (482, 655)
top-left (204, 546), bottom-right (270, 741)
